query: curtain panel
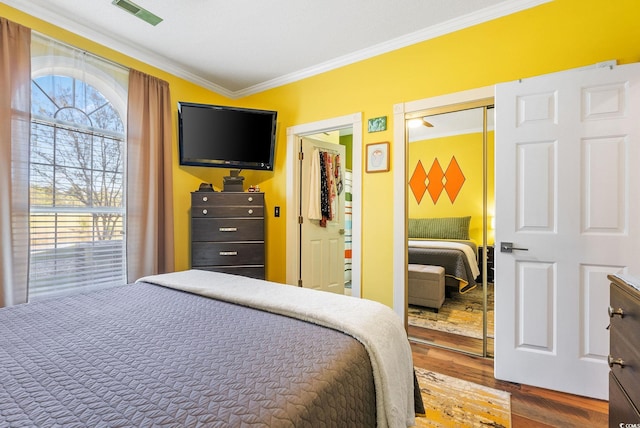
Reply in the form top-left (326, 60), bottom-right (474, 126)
top-left (126, 69), bottom-right (175, 282)
top-left (0, 18), bottom-right (30, 307)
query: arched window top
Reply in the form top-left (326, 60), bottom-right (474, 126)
top-left (30, 33), bottom-right (128, 126)
top-left (31, 75), bottom-right (124, 134)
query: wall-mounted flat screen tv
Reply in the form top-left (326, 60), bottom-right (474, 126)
top-left (178, 102), bottom-right (277, 171)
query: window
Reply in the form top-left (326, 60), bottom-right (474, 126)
top-left (29, 36), bottom-right (128, 300)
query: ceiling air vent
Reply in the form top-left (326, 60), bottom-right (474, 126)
top-left (111, 0), bottom-right (163, 26)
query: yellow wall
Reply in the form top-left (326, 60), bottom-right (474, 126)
top-left (3, 0), bottom-right (640, 308)
top-left (408, 131), bottom-right (495, 245)
top-left (241, 0), bottom-right (640, 306)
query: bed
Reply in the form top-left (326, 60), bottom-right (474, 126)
top-left (408, 239), bottom-right (480, 293)
top-left (0, 269), bottom-right (416, 427)
top-left (407, 217), bottom-right (481, 293)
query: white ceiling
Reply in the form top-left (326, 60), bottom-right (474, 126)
top-left (3, 0), bottom-right (548, 98)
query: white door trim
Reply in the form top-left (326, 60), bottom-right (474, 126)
top-left (286, 113), bottom-right (363, 297)
top-left (392, 86), bottom-right (494, 319)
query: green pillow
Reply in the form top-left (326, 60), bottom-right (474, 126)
top-left (408, 216), bottom-right (471, 240)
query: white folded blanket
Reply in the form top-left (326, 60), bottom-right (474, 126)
top-left (137, 269), bottom-right (415, 428)
top-left (408, 239), bottom-right (480, 278)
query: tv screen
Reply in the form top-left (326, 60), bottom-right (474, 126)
top-left (178, 102), bottom-right (277, 171)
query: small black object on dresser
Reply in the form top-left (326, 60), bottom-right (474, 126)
top-left (607, 274), bottom-right (640, 426)
top-left (198, 182), bottom-right (214, 192)
top-left (191, 191), bottom-right (265, 279)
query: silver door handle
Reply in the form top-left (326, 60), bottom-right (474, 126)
top-left (500, 242), bottom-right (529, 253)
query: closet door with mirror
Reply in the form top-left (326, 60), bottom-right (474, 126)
top-left (405, 100), bottom-right (494, 357)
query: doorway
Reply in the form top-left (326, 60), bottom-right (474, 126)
top-left (299, 135), bottom-right (348, 294)
top-left (392, 86), bottom-right (495, 356)
top-left (285, 113), bottom-right (363, 297)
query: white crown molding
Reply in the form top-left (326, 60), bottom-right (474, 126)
top-left (5, 0), bottom-right (550, 99)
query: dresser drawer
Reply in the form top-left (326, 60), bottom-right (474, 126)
top-left (610, 328), bottom-right (640, 408)
top-left (610, 283), bottom-right (640, 343)
top-left (192, 242), bottom-right (264, 266)
top-left (192, 192), bottom-right (264, 208)
top-left (191, 205), bottom-right (264, 218)
top-left (192, 218), bottom-right (264, 242)
top-left (610, 282), bottom-right (640, 410)
top-left (610, 372), bottom-right (640, 426)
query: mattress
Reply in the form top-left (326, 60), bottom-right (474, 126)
top-left (408, 239), bottom-right (479, 292)
top-left (0, 281), bottom-right (378, 426)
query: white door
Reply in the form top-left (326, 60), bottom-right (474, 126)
top-left (300, 137), bottom-right (346, 294)
top-left (495, 63), bottom-right (640, 399)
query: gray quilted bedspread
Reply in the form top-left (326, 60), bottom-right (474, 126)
top-left (408, 246), bottom-right (477, 289)
top-left (0, 283), bottom-right (376, 427)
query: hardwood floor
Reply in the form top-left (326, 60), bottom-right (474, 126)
top-left (411, 338), bottom-right (609, 427)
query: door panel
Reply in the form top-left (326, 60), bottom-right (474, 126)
top-left (328, 236), bottom-right (341, 286)
top-left (516, 260), bottom-right (555, 351)
top-left (308, 239), bottom-right (322, 289)
top-left (582, 136), bottom-right (626, 233)
top-left (495, 63), bottom-right (640, 399)
top-left (516, 141), bottom-right (555, 231)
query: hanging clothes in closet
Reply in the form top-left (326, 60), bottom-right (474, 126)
top-left (307, 149), bottom-right (343, 227)
top-left (308, 148), bottom-right (322, 221)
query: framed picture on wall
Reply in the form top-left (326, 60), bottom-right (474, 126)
top-left (366, 142), bottom-right (390, 173)
top-left (367, 116), bottom-right (387, 132)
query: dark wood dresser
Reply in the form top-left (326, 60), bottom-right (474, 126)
top-left (191, 191), bottom-right (265, 279)
top-left (608, 274), bottom-right (640, 426)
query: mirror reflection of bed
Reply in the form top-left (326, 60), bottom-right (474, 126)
top-left (406, 102), bottom-right (494, 357)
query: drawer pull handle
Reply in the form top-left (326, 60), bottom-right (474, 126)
top-left (202, 209), bottom-right (208, 215)
top-left (219, 227), bottom-right (237, 232)
top-left (202, 196), bottom-right (208, 202)
top-left (608, 306), bottom-right (624, 318)
top-left (608, 355), bottom-right (625, 368)
top-left (219, 251), bottom-right (238, 256)
top-left (248, 196), bottom-right (253, 202)
top-left (248, 209), bottom-right (254, 215)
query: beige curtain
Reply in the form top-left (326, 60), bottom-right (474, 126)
top-left (126, 69), bottom-right (174, 282)
top-left (0, 18), bottom-right (31, 307)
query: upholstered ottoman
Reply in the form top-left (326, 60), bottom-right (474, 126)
top-left (408, 264), bottom-right (445, 311)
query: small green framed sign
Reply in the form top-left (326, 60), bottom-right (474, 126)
top-left (367, 116), bottom-right (387, 133)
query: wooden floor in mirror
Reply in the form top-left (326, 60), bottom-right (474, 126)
top-left (410, 340), bottom-right (609, 427)
top-left (408, 279), bottom-right (494, 356)
top-left (409, 325), bottom-right (492, 357)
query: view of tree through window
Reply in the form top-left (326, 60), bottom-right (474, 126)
top-left (29, 74), bottom-right (126, 299)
